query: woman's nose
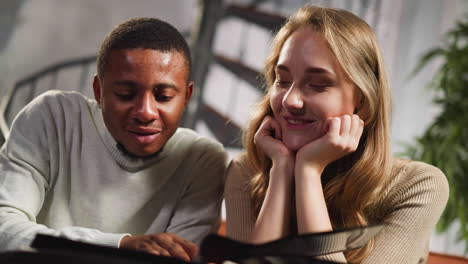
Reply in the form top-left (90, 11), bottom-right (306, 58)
top-left (282, 85), bottom-right (304, 113)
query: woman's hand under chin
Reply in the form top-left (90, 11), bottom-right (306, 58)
top-left (254, 116), bottom-right (295, 168)
top-left (295, 114), bottom-right (364, 175)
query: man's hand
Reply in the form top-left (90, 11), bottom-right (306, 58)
top-left (120, 233), bottom-right (198, 261)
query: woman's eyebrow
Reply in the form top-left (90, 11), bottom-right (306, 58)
top-left (276, 64), bottom-right (289, 72)
top-left (305, 67), bottom-right (336, 78)
top-left (276, 64), bottom-right (336, 78)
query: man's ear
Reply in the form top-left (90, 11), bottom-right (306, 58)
top-left (184, 81), bottom-right (194, 105)
top-left (93, 74), bottom-right (102, 105)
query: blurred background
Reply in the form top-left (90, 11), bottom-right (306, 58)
top-left (0, 0), bottom-right (467, 259)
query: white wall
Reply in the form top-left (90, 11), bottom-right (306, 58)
top-left (0, 0), bottom-right (196, 98)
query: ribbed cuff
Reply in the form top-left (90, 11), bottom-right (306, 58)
top-left (93, 233), bottom-right (131, 248)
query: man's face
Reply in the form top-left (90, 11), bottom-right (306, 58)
top-left (93, 48), bottom-right (192, 157)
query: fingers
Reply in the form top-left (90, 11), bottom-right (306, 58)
top-left (121, 234), bottom-right (198, 262)
top-left (121, 235), bottom-right (171, 257)
top-left (255, 116), bottom-right (281, 140)
top-left (328, 115), bottom-right (363, 135)
top-left (154, 234), bottom-right (197, 262)
top-left (171, 235), bottom-right (199, 258)
top-left (350, 114), bottom-right (364, 145)
top-left (326, 114), bottom-right (363, 151)
top-left (253, 116), bottom-right (293, 161)
top-left (141, 241), bottom-right (171, 257)
top-left (271, 117), bottom-right (282, 140)
top-left (339, 115), bottom-right (351, 136)
top-left (327, 117), bottom-right (341, 137)
top-left (296, 114), bottom-right (364, 170)
top-left (254, 117), bottom-right (270, 144)
top-left (159, 239), bottom-right (191, 261)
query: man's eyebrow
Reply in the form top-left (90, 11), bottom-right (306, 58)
top-left (112, 80), bottom-right (139, 88)
top-left (154, 83), bottom-right (180, 91)
top-left (111, 81), bottom-right (180, 91)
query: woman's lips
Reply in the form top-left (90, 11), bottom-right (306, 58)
top-left (283, 117), bottom-right (316, 129)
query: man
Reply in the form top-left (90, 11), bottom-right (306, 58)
top-left (0, 18), bottom-right (227, 262)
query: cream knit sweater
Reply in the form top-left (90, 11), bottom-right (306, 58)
top-left (0, 91), bottom-right (227, 250)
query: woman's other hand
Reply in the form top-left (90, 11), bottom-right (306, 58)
top-left (296, 114), bottom-right (364, 175)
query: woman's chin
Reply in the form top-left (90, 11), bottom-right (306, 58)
top-left (283, 140), bottom-right (306, 152)
top-left (282, 135), bottom-right (320, 152)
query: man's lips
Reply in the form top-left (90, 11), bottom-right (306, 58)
top-left (127, 127), bottom-right (162, 135)
top-left (126, 127), bottom-right (162, 144)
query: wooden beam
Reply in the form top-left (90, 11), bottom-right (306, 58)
top-left (225, 3), bottom-right (286, 31)
top-left (198, 104), bottom-right (243, 149)
top-left (214, 55), bottom-right (263, 92)
top-left (183, 0), bottom-right (224, 129)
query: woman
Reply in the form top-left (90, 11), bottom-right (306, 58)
top-left (224, 5), bottom-right (449, 264)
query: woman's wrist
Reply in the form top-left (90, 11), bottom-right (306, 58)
top-left (295, 160), bottom-right (325, 180)
top-left (271, 156), bottom-right (294, 172)
top-left (295, 166), bottom-right (332, 234)
top-left (270, 159), bottom-right (295, 185)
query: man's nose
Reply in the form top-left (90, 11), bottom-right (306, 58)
top-left (134, 93), bottom-right (159, 123)
top-left (282, 84), bottom-right (304, 113)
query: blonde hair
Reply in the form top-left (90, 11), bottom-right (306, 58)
top-left (244, 6), bottom-right (393, 263)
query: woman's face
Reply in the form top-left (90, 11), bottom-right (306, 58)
top-left (270, 26), bottom-right (358, 151)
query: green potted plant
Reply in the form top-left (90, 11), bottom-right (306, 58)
top-left (405, 18), bottom-right (468, 252)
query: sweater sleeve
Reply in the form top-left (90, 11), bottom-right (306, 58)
top-left (225, 156), bottom-right (347, 263)
top-left (224, 155), bottom-right (256, 242)
top-left (0, 93), bottom-right (127, 250)
top-left (165, 138), bottom-right (227, 245)
top-left (361, 161), bottom-right (449, 264)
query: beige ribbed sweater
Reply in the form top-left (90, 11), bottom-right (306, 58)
top-left (225, 154), bottom-right (449, 264)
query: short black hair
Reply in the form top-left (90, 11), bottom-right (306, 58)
top-left (97, 17), bottom-right (191, 81)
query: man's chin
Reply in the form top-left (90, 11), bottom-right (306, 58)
top-left (117, 143), bottom-right (163, 158)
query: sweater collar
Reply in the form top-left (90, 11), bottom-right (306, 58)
top-left (90, 101), bottom-right (173, 172)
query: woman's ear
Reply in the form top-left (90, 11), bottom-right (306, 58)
top-left (354, 88), bottom-right (364, 114)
